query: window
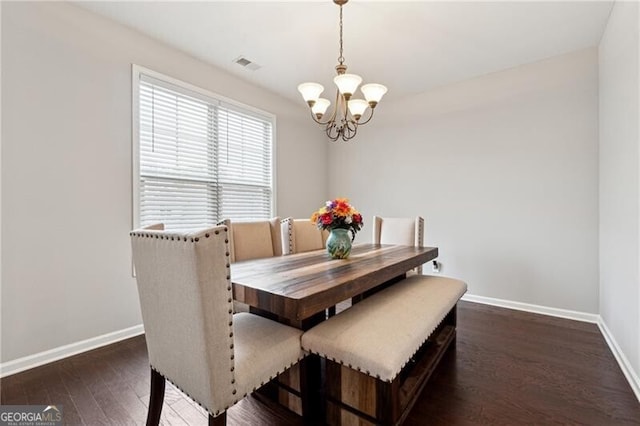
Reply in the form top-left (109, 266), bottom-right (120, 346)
top-left (133, 67), bottom-right (275, 231)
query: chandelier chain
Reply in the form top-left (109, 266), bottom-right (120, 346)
top-left (338, 4), bottom-right (344, 65)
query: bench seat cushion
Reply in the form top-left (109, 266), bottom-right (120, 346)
top-left (301, 275), bottom-right (467, 382)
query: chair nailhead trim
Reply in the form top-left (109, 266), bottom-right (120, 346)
top-left (151, 367), bottom-right (219, 417)
top-left (151, 354), bottom-right (307, 417)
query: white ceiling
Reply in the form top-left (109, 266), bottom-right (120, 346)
top-left (74, 1), bottom-right (613, 103)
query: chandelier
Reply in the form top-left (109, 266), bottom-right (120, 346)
top-left (297, 0), bottom-right (387, 142)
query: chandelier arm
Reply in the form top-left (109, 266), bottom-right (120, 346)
top-left (309, 110), bottom-right (328, 125)
top-left (345, 120), bottom-right (357, 140)
top-left (345, 118), bottom-right (357, 133)
top-left (342, 124), bottom-right (356, 142)
top-left (310, 108), bottom-right (336, 126)
top-left (355, 107), bottom-right (376, 126)
top-left (326, 122), bottom-right (340, 142)
top-left (329, 90), bottom-right (341, 122)
top-left (309, 88), bottom-right (342, 125)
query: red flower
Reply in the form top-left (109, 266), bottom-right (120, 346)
top-left (311, 198), bottom-right (363, 237)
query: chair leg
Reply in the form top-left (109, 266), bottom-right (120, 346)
top-left (209, 412), bottom-right (226, 426)
top-left (146, 368), bottom-right (166, 426)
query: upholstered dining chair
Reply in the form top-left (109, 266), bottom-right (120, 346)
top-left (373, 216), bottom-right (425, 274)
top-left (217, 217), bottom-right (282, 312)
top-left (217, 217), bottom-right (282, 262)
top-left (281, 217), bottom-right (329, 255)
top-left (130, 224), bottom-right (305, 426)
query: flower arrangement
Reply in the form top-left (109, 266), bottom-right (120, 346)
top-left (311, 198), bottom-right (363, 240)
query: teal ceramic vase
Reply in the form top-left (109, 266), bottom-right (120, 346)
top-left (326, 228), bottom-right (352, 259)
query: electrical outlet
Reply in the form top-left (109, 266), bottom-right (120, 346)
top-left (432, 260), bottom-right (440, 273)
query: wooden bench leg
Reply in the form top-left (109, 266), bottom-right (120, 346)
top-left (327, 306), bottom-right (337, 317)
top-left (300, 354), bottom-right (323, 422)
top-left (209, 412), bottom-right (226, 426)
top-left (146, 368), bottom-right (165, 426)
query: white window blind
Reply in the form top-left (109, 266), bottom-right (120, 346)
top-left (136, 71), bottom-right (274, 231)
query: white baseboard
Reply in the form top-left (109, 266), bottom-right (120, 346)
top-left (461, 293), bottom-right (600, 323)
top-left (597, 319), bottom-right (640, 402)
top-left (462, 293), bottom-right (639, 403)
top-left (0, 324), bottom-right (144, 378)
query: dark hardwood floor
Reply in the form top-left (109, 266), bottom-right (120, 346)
top-left (2, 301), bottom-right (638, 425)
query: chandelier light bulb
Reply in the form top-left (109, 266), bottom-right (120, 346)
top-left (361, 83), bottom-right (388, 107)
top-left (333, 74), bottom-right (362, 100)
top-left (347, 99), bottom-right (369, 121)
top-left (312, 98), bottom-right (331, 118)
top-left (297, 82), bottom-right (324, 106)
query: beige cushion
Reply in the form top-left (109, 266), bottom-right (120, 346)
top-left (234, 221), bottom-right (275, 260)
top-left (218, 218), bottom-right (282, 313)
top-left (373, 216), bottom-right (424, 274)
top-left (301, 275), bottom-right (467, 382)
top-left (130, 225), bottom-right (304, 416)
top-left (143, 223), bottom-right (165, 231)
top-left (233, 313), bottom-right (304, 397)
top-left (219, 218), bottom-right (282, 263)
top-left (281, 217), bottom-right (328, 254)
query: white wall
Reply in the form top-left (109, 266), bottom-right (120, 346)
top-left (329, 48), bottom-right (599, 314)
top-left (599, 0), bottom-right (640, 380)
top-left (1, 2), bottom-right (327, 363)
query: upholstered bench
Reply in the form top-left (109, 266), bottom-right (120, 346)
top-left (301, 275), bottom-right (467, 425)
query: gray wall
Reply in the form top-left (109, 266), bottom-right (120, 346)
top-left (328, 48), bottom-right (600, 314)
top-left (599, 0), bottom-right (640, 380)
top-left (1, 2), bottom-right (327, 363)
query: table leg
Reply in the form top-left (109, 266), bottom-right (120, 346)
top-left (249, 308), bottom-right (325, 420)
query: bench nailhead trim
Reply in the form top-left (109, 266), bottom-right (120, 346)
top-left (303, 313), bottom-right (450, 383)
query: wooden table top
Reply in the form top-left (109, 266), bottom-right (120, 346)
top-left (231, 244), bottom-right (438, 325)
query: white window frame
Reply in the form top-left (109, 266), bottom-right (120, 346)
top-left (131, 65), bottom-right (277, 230)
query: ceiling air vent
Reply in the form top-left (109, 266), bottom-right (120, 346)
top-left (233, 56), bottom-right (261, 71)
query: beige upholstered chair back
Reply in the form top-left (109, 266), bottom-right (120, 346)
top-left (281, 217), bottom-right (329, 255)
top-left (130, 225), bottom-right (237, 414)
top-left (373, 216), bottom-right (424, 274)
top-left (217, 218), bottom-right (282, 263)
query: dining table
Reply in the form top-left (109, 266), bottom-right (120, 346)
top-left (230, 243), bottom-right (439, 419)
